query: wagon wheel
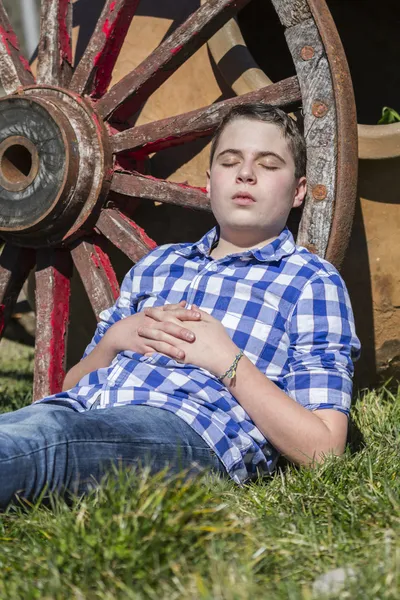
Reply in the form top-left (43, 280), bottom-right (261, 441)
top-left (0, 0), bottom-right (357, 401)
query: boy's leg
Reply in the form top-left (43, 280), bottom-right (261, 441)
top-left (0, 403), bottom-right (226, 510)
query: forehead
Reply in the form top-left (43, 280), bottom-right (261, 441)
top-left (215, 118), bottom-right (291, 157)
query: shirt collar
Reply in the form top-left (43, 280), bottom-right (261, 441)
top-left (175, 226), bottom-right (296, 263)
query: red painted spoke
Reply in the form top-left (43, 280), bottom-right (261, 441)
top-left (111, 172), bottom-right (210, 211)
top-left (36, 0), bottom-right (73, 87)
top-left (111, 76), bottom-right (301, 155)
top-left (96, 208), bottom-right (155, 263)
top-left (71, 237), bottom-right (119, 320)
top-left (0, 244), bottom-right (35, 340)
top-left (33, 249), bottom-right (72, 401)
top-left (97, 0), bottom-right (252, 122)
top-left (71, 0), bottom-right (140, 98)
top-left (0, 1), bottom-right (34, 93)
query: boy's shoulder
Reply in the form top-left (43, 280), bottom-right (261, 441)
top-left (283, 242), bottom-right (346, 289)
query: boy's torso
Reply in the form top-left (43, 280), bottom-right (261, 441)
top-left (35, 227), bottom-right (358, 483)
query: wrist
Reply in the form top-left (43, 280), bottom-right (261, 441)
top-left (210, 344), bottom-right (241, 378)
top-left (218, 349), bottom-right (244, 382)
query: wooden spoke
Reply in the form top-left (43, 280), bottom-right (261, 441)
top-left (0, 244), bottom-right (35, 339)
top-left (111, 172), bottom-right (210, 211)
top-left (33, 249), bottom-right (72, 401)
top-left (0, 2), bottom-right (34, 94)
top-left (71, 237), bottom-right (120, 320)
top-left (97, 0), bottom-right (253, 122)
top-left (70, 0), bottom-right (140, 98)
top-left (96, 208), bottom-right (156, 264)
top-left (111, 76), bottom-right (301, 155)
top-left (36, 0), bottom-right (73, 87)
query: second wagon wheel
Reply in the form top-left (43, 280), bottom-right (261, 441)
top-left (0, 0), bottom-right (357, 401)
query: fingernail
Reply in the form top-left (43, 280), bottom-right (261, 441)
top-left (177, 351), bottom-right (184, 359)
top-left (194, 312), bottom-right (201, 318)
top-left (187, 332), bottom-right (195, 340)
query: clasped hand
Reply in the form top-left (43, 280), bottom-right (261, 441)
top-left (138, 301), bottom-right (239, 377)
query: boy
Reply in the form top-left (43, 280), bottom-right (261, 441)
top-left (0, 104), bottom-right (360, 509)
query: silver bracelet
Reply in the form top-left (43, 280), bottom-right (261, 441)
top-left (218, 350), bottom-right (244, 381)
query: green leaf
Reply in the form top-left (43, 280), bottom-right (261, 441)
top-left (378, 106), bottom-right (400, 124)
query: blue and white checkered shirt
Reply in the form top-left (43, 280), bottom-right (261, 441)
top-left (35, 226), bottom-right (361, 484)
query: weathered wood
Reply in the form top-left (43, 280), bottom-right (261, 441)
top-left (71, 0), bottom-right (140, 97)
top-left (272, 0), bottom-right (357, 265)
top-left (33, 249), bottom-right (72, 401)
top-left (37, 0), bottom-right (73, 87)
top-left (97, 0), bottom-right (252, 122)
top-left (112, 76), bottom-right (301, 155)
top-left (71, 238), bottom-right (119, 320)
top-left (0, 1), bottom-right (34, 94)
top-left (282, 17), bottom-right (336, 258)
top-left (307, 0), bottom-right (358, 267)
top-left (111, 172), bottom-right (210, 211)
top-left (96, 208), bottom-right (156, 264)
top-left (270, 0), bottom-right (311, 28)
top-left (0, 244), bottom-right (35, 339)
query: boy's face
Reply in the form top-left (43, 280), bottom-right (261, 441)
top-left (206, 118), bottom-right (306, 239)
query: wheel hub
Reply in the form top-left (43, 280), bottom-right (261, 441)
top-left (0, 87), bottom-right (112, 248)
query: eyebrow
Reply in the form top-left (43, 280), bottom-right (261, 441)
top-left (216, 148), bottom-right (286, 164)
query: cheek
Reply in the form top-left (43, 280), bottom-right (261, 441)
top-left (268, 172), bottom-right (294, 192)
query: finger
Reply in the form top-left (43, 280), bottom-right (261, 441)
top-left (138, 333), bottom-right (185, 360)
top-left (144, 306), bottom-right (200, 322)
top-left (191, 304), bottom-right (210, 321)
top-left (162, 300), bottom-right (186, 310)
top-left (138, 326), bottom-right (188, 352)
top-left (155, 320), bottom-right (196, 342)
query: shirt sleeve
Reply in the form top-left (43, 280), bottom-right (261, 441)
top-left (80, 259), bottom-right (144, 360)
top-left (282, 272), bottom-right (361, 416)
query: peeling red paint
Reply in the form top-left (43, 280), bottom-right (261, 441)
top-left (102, 18), bottom-right (112, 39)
top-left (58, 0), bottom-right (72, 65)
top-left (93, 244), bottom-right (119, 300)
top-left (116, 210), bottom-right (157, 249)
top-left (90, 1), bottom-right (139, 98)
top-left (135, 171), bottom-right (206, 193)
top-left (170, 45), bottom-right (183, 55)
top-left (90, 250), bottom-right (100, 269)
top-left (0, 24), bottom-right (20, 55)
top-left (19, 54), bottom-right (32, 73)
top-left (47, 268), bottom-right (70, 394)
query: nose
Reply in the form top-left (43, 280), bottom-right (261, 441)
top-left (236, 161), bottom-right (256, 184)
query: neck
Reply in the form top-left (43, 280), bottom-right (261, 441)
top-left (210, 227), bottom-right (280, 260)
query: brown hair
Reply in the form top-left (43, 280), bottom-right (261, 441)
top-left (209, 103), bottom-right (306, 178)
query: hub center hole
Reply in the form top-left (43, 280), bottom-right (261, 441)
top-left (2, 144), bottom-right (33, 183)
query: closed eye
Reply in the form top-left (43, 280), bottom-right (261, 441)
top-left (261, 165), bottom-right (278, 170)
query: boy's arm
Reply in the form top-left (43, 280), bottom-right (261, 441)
top-left (142, 272), bottom-right (360, 465)
top-left (62, 333), bottom-right (120, 391)
top-left (222, 272), bottom-right (360, 464)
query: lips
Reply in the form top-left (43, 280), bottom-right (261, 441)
top-left (232, 191), bottom-right (256, 204)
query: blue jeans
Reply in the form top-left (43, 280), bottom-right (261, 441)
top-left (0, 403), bottom-right (227, 510)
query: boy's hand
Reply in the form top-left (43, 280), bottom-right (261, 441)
top-left (103, 301), bottom-right (201, 360)
top-left (139, 304), bottom-right (239, 377)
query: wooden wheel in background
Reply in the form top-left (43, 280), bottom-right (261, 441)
top-left (0, 0), bottom-right (357, 400)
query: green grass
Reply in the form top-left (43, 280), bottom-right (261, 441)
top-left (0, 340), bottom-right (399, 599)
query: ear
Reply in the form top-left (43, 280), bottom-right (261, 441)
top-left (292, 176), bottom-right (307, 208)
top-left (206, 169), bottom-right (211, 198)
